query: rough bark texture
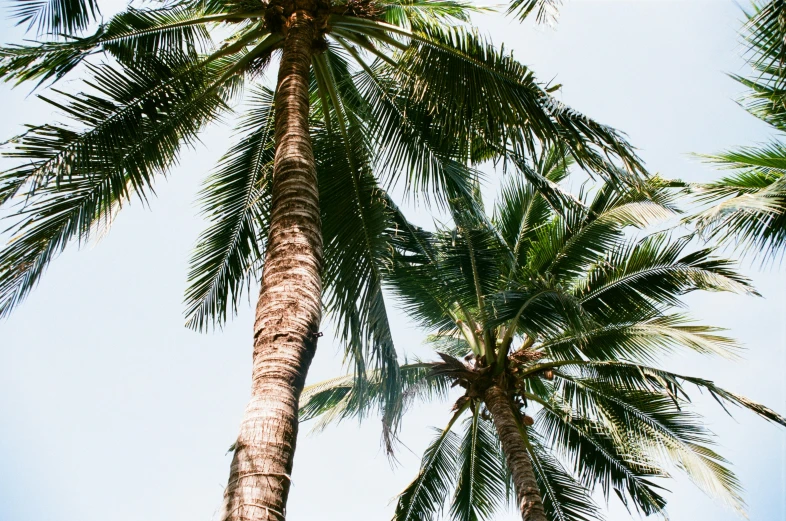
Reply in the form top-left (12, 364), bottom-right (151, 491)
top-left (221, 10), bottom-right (320, 521)
top-left (484, 385), bottom-right (548, 521)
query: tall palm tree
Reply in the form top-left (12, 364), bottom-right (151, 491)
top-left (1, 1), bottom-right (647, 519)
top-left (689, 0), bottom-right (786, 262)
top-left (301, 150), bottom-right (786, 521)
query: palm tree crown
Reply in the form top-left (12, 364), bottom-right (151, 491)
top-left (302, 149), bottom-right (786, 521)
top-left (0, 0), bottom-right (647, 376)
top-left (1, 1), bottom-right (651, 519)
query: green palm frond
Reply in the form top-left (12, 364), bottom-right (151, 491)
top-left (701, 143), bottom-right (786, 176)
top-left (450, 411), bottom-right (508, 521)
top-left (488, 285), bottom-right (587, 341)
top-left (378, 23), bottom-right (645, 181)
top-left (0, 6), bottom-right (222, 87)
top-left (690, 150), bottom-right (786, 261)
top-left (553, 360), bottom-right (786, 427)
top-left (0, 52), bottom-right (241, 317)
top-left (507, 0), bottom-right (562, 25)
top-left (298, 363), bottom-right (449, 428)
top-left (329, 18), bottom-right (646, 186)
top-left (424, 333), bottom-right (473, 358)
top-left (736, 73), bottom-right (786, 130)
top-left (437, 223), bottom-right (504, 317)
top-left (10, 0), bottom-right (100, 34)
top-left (494, 147), bottom-right (574, 272)
top-left (554, 376), bottom-right (746, 513)
top-left (577, 232), bottom-right (757, 323)
top-left (526, 430), bottom-right (602, 521)
top-left (351, 60), bottom-right (483, 207)
top-left (688, 1), bottom-right (786, 260)
top-left (310, 45), bottom-right (406, 447)
top-left (394, 407), bottom-right (465, 521)
top-left (387, 222), bottom-right (471, 333)
top-left (184, 86), bottom-right (275, 330)
top-left (535, 402), bottom-right (668, 516)
top-left (524, 184), bottom-right (676, 283)
top-left (541, 314), bottom-right (740, 363)
top-left (726, 0), bottom-right (786, 131)
top-left (742, 0), bottom-right (786, 90)
top-left (381, 0), bottom-right (485, 29)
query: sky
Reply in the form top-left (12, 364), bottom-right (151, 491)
top-left (0, 1), bottom-right (784, 521)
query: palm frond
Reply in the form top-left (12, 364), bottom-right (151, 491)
top-left (526, 430), bottom-right (602, 521)
top-left (394, 408), bottom-right (465, 521)
top-left (0, 52), bottom-right (241, 317)
top-left (494, 146), bottom-right (574, 272)
top-left (333, 20), bottom-right (647, 183)
top-left (688, 1), bottom-right (786, 260)
top-left (436, 221), bottom-right (505, 319)
top-left (350, 59), bottom-right (483, 208)
top-left (488, 285), bottom-right (586, 341)
top-left (0, 6), bottom-right (224, 87)
top-left (310, 45), bottom-right (406, 448)
top-left (424, 333), bottom-right (473, 358)
top-left (387, 218), bottom-right (471, 333)
top-left (184, 86), bottom-right (275, 330)
top-left (535, 402), bottom-right (668, 516)
top-left (690, 150), bottom-right (786, 261)
top-left (554, 376), bottom-right (746, 514)
top-left (10, 0), bottom-right (99, 35)
top-left (554, 360), bottom-right (786, 427)
top-left (381, 0), bottom-right (485, 30)
top-left (541, 314), bottom-right (740, 363)
top-left (507, 0), bottom-right (562, 25)
top-left (742, 0), bottom-right (786, 91)
top-left (450, 411), bottom-right (508, 521)
top-left (577, 233), bottom-right (758, 323)
top-left (299, 362), bottom-right (449, 429)
top-left (525, 183), bottom-right (676, 283)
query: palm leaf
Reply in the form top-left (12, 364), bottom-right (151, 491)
top-left (332, 19), bottom-right (647, 183)
top-left (577, 233), bottom-right (758, 323)
top-left (450, 411), bottom-right (508, 521)
top-left (554, 360), bottom-right (786, 427)
top-left (350, 59), bottom-right (483, 207)
top-left (311, 45), bottom-right (406, 448)
top-left (507, 0), bottom-right (563, 25)
top-left (690, 151), bottom-right (786, 261)
top-left (394, 407), bottom-right (465, 521)
top-left (0, 52), bottom-right (241, 317)
top-left (381, 0), bottom-right (483, 29)
top-left (688, 1), bottom-right (786, 260)
top-left (184, 86), bottom-right (275, 330)
top-left (554, 376), bottom-right (746, 514)
top-left (10, 0), bottom-right (99, 34)
top-left (0, 6), bottom-right (225, 87)
top-left (540, 314), bottom-right (740, 363)
top-left (526, 430), bottom-right (602, 521)
top-left (535, 402), bottom-right (668, 516)
top-left (525, 183), bottom-right (675, 283)
top-left (299, 362), bottom-right (449, 429)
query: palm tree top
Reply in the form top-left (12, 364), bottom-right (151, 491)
top-left (0, 0), bottom-right (652, 397)
top-left (300, 151), bottom-right (784, 520)
top-left (1, 2), bottom-right (674, 520)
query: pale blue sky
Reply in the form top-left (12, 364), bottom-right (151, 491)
top-left (0, 1), bottom-right (784, 521)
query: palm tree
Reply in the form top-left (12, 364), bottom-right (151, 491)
top-left (301, 150), bottom-right (786, 521)
top-left (689, 0), bottom-right (786, 262)
top-left (0, 1), bottom-right (648, 519)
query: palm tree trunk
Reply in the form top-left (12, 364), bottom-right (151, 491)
top-left (484, 385), bottom-right (548, 521)
top-left (221, 10), bottom-right (320, 521)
